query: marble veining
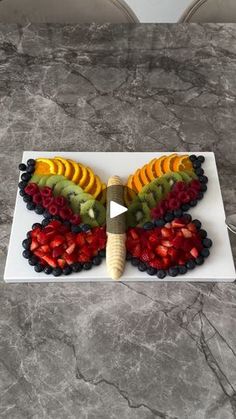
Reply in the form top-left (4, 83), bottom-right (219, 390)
top-left (0, 23), bottom-right (236, 419)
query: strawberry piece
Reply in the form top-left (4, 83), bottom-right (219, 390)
top-left (50, 235), bottom-right (65, 248)
top-left (33, 193), bottom-right (42, 204)
top-left (38, 231), bottom-right (51, 244)
top-left (181, 228), bottom-right (192, 238)
top-left (58, 259), bottom-right (66, 269)
top-left (31, 227), bottom-right (41, 238)
top-left (30, 238), bottom-right (39, 251)
top-left (64, 253), bottom-right (76, 265)
top-left (70, 214), bottom-right (81, 225)
top-left (132, 244), bottom-right (141, 258)
top-left (190, 247), bottom-right (199, 258)
top-left (49, 204), bottom-right (59, 216)
top-left (187, 222), bottom-right (197, 233)
top-left (156, 245), bottom-right (168, 257)
top-left (52, 246), bottom-right (64, 258)
top-left (161, 227), bottom-right (172, 238)
top-left (66, 243), bottom-right (76, 255)
top-left (41, 255), bottom-right (57, 268)
top-left (59, 207), bottom-right (73, 220)
top-left (162, 240), bottom-right (172, 248)
top-left (24, 183), bottom-right (38, 196)
top-left (76, 234), bottom-right (86, 246)
top-left (47, 220), bottom-right (61, 229)
top-left (39, 244), bottom-right (50, 253)
top-left (171, 219), bottom-right (186, 229)
top-left (40, 187), bottom-right (53, 197)
top-left (34, 249), bottom-right (45, 258)
top-left (54, 196), bottom-right (67, 207)
top-left (168, 247), bottom-right (178, 260)
top-left (172, 236), bottom-right (184, 248)
top-left (129, 228), bottom-right (140, 241)
top-left (42, 196), bottom-right (54, 208)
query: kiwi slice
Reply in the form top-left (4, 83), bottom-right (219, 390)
top-left (152, 177), bottom-right (171, 198)
top-left (178, 171), bottom-right (192, 183)
top-left (163, 172), bottom-right (183, 188)
top-left (46, 175), bottom-right (66, 189)
top-left (38, 175), bottom-right (51, 188)
top-left (70, 193), bottom-right (94, 214)
top-left (126, 202), bottom-right (151, 227)
top-left (184, 169), bottom-right (197, 180)
top-left (137, 191), bottom-right (156, 209)
top-left (61, 184), bottom-right (85, 203)
top-left (80, 199), bottom-right (106, 227)
top-left (138, 183), bottom-right (163, 208)
top-left (29, 174), bottom-right (42, 184)
top-left (54, 180), bottom-right (75, 196)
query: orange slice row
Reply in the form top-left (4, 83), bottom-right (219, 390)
top-left (125, 154), bottom-right (194, 198)
top-left (34, 157), bottom-right (105, 201)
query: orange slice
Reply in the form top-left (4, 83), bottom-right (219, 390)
top-left (52, 158), bottom-right (64, 176)
top-left (140, 164), bottom-right (150, 185)
top-left (93, 176), bottom-right (102, 199)
top-left (97, 183), bottom-right (107, 205)
top-left (68, 159), bottom-right (81, 183)
top-left (54, 157), bottom-right (73, 178)
top-left (162, 154), bottom-right (178, 173)
top-left (146, 158), bottom-right (157, 181)
top-left (84, 167), bottom-right (95, 193)
top-left (133, 169), bottom-right (144, 192)
top-left (172, 155), bottom-right (187, 172)
top-left (153, 156), bottom-right (166, 177)
top-left (127, 174), bottom-right (134, 191)
top-left (78, 164), bottom-right (89, 188)
top-left (35, 158), bottom-right (57, 175)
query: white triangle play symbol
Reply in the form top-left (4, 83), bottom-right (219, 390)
top-left (110, 201), bottom-right (128, 219)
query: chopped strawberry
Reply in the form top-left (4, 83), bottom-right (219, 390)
top-left (161, 227), bottom-right (172, 238)
top-left (47, 220), bottom-right (61, 229)
top-left (181, 228), bottom-right (192, 238)
top-left (41, 255), bottom-right (57, 268)
top-left (190, 247), bottom-right (199, 258)
top-left (50, 235), bottom-right (65, 248)
top-left (58, 259), bottom-right (66, 269)
top-left (39, 245), bottom-right (50, 253)
top-left (52, 246), bottom-right (64, 258)
top-left (76, 234), bottom-right (86, 246)
top-left (30, 238), bottom-right (39, 251)
top-left (64, 253), bottom-right (77, 265)
top-left (187, 223), bottom-right (197, 233)
top-left (156, 245), bottom-right (168, 257)
top-left (132, 244), bottom-right (141, 258)
top-left (66, 243), bottom-right (76, 255)
top-left (38, 231), bottom-right (51, 245)
top-left (171, 219), bottom-right (186, 229)
top-left (162, 240), bottom-right (172, 248)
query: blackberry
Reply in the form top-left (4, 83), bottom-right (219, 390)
top-left (19, 190), bottom-right (26, 197)
top-left (174, 209), bottom-right (183, 217)
top-left (99, 249), bottom-right (106, 258)
top-left (193, 219), bottom-right (202, 229)
top-left (179, 265), bottom-right (187, 275)
top-left (44, 266), bottom-right (53, 275)
top-left (27, 202), bottom-right (35, 211)
top-left (143, 222), bottom-right (154, 230)
top-left (43, 210), bottom-right (51, 219)
top-left (27, 159), bottom-right (35, 166)
top-left (147, 267), bottom-right (157, 276)
top-left (35, 205), bottom-right (44, 215)
top-left (21, 172), bottom-right (31, 182)
top-left (42, 218), bottom-right (50, 227)
top-left (71, 225), bottom-right (82, 234)
top-left (22, 238), bottom-right (31, 249)
top-left (186, 259), bottom-right (196, 270)
top-left (81, 224), bottom-right (91, 232)
top-left (22, 249), bottom-right (31, 259)
top-left (18, 181), bottom-right (27, 190)
top-left (201, 184), bottom-right (207, 192)
top-left (182, 204), bottom-right (190, 211)
top-left (34, 264), bottom-right (44, 273)
top-left (126, 253), bottom-right (132, 261)
top-left (138, 262), bottom-right (147, 272)
top-left (26, 165), bottom-right (35, 174)
top-left (63, 266), bottom-right (72, 275)
top-left (195, 168), bottom-right (204, 176)
top-left (154, 219), bottom-right (165, 227)
top-left (203, 238), bottom-right (212, 248)
top-left (72, 263), bottom-right (82, 272)
top-left (32, 223), bottom-right (41, 230)
top-left (168, 267), bottom-right (179, 277)
top-left (201, 248), bottom-right (210, 258)
top-left (93, 256), bottom-right (102, 266)
top-left (28, 256), bottom-right (38, 266)
top-left (19, 163), bottom-right (27, 171)
top-left (83, 262), bottom-right (92, 270)
top-left (183, 214), bottom-right (192, 223)
top-left (131, 257), bottom-right (139, 267)
top-left (199, 175), bottom-right (208, 184)
top-left (164, 212), bottom-right (174, 223)
top-left (197, 192), bottom-right (204, 200)
top-left (157, 270), bottom-right (166, 279)
top-left (195, 256), bottom-right (204, 265)
top-left (23, 194), bottom-right (32, 203)
top-left (189, 154), bottom-right (197, 162)
top-left (199, 229), bottom-right (207, 239)
top-left (197, 155), bottom-right (205, 163)
top-left (193, 160), bottom-right (202, 169)
top-left (189, 200), bottom-right (197, 207)
top-left (52, 267), bottom-right (62, 277)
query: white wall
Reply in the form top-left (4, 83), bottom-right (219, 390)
top-left (126, 0), bottom-right (193, 22)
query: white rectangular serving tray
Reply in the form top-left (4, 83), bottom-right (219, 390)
top-left (4, 151), bottom-right (236, 282)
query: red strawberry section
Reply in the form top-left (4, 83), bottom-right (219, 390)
top-left (151, 180), bottom-right (202, 219)
top-left (24, 183), bottom-right (78, 223)
top-left (126, 216), bottom-right (204, 272)
top-left (28, 220), bottom-right (106, 273)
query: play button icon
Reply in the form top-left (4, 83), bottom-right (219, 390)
top-left (110, 201), bottom-right (127, 219)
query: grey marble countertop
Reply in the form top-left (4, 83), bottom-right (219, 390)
top-left (0, 23), bottom-right (236, 419)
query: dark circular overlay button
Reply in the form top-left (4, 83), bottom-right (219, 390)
top-left (106, 185), bottom-right (137, 234)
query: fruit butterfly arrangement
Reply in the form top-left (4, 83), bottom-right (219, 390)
top-left (18, 154), bottom-right (212, 279)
